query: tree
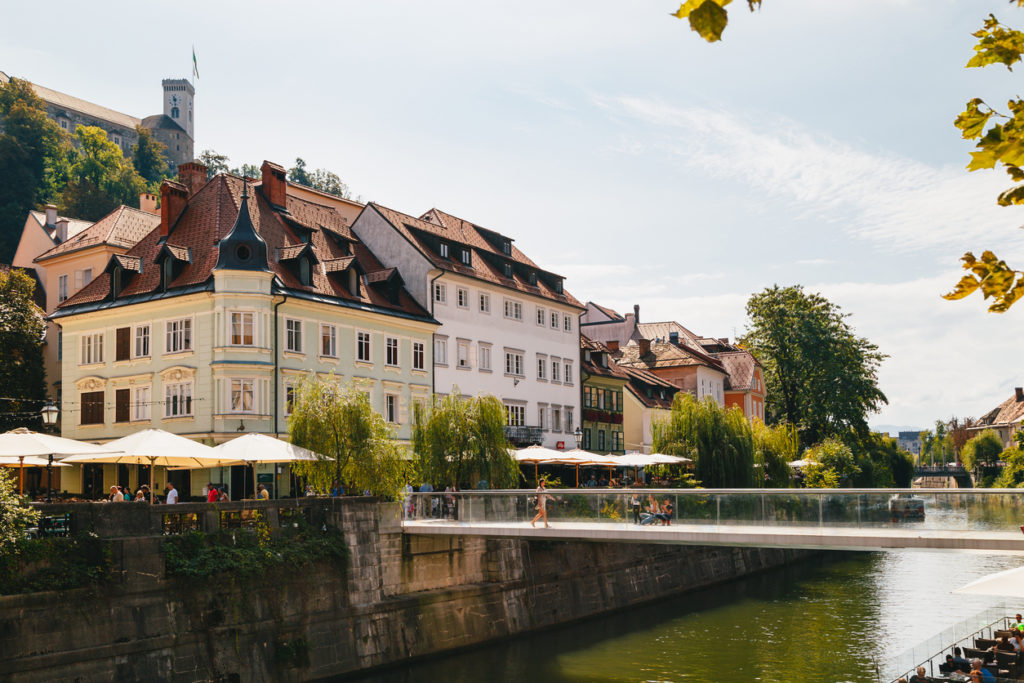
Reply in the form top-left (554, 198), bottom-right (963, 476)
top-left (846, 432), bottom-right (914, 488)
top-left (0, 468), bottom-right (39, 553)
top-left (61, 126), bottom-right (147, 220)
top-left (751, 419), bottom-right (794, 487)
top-left (309, 168), bottom-right (351, 199)
top-left (803, 438), bottom-right (859, 488)
top-left (0, 76), bottom-right (68, 261)
top-left (949, 416), bottom-right (978, 458)
top-left (994, 446), bottom-right (1024, 488)
top-left (197, 149), bottom-right (230, 178)
top-left (411, 392), bottom-right (517, 490)
top-left (131, 126), bottom-right (168, 184)
top-left (960, 429), bottom-right (1004, 471)
top-left (287, 375), bottom-right (407, 498)
top-left (287, 157), bottom-right (312, 186)
top-left (653, 393), bottom-right (756, 488)
top-left (740, 285), bottom-right (887, 448)
top-left (0, 268), bottom-right (46, 432)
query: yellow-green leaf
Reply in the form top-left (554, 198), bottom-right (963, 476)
top-left (997, 183), bottom-right (1024, 205)
top-left (966, 14), bottom-right (1024, 70)
top-left (989, 277), bottom-right (1024, 313)
top-left (955, 99), bottom-right (994, 139)
top-left (672, 0), bottom-right (730, 20)
top-left (942, 274), bottom-right (982, 300)
top-left (967, 149), bottom-right (999, 170)
top-left (979, 264), bottom-right (1016, 299)
top-left (688, 0), bottom-right (729, 42)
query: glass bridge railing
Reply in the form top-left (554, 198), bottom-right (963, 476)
top-left (402, 488), bottom-right (1024, 534)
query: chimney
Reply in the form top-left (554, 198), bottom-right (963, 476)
top-left (638, 338), bottom-right (651, 356)
top-left (44, 204), bottom-right (57, 228)
top-left (606, 340), bottom-right (619, 353)
top-left (177, 161), bottom-right (208, 196)
top-left (55, 218), bottom-right (69, 243)
top-left (633, 304), bottom-right (640, 324)
top-left (260, 160), bottom-right (287, 207)
top-left (159, 179), bottom-right (189, 237)
top-left (139, 192), bottom-right (159, 215)
top-left (669, 331), bottom-right (679, 345)
top-left (1016, 387), bottom-right (1023, 402)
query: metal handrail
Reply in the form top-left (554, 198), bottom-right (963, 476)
top-left (405, 487), bottom-right (1024, 496)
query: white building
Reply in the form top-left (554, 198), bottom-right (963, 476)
top-left (351, 204), bottom-right (584, 449)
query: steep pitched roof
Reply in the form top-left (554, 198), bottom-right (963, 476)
top-left (34, 206), bottom-right (159, 261)
top-left (56, 174), bottom-right (432, 322)
top-left (588, 302), bottom-right (624, 322)
top-left (1, 71), bottom-right (141, 131)
top-left (580, 335), bottom-right (629, 380)
top-left (141, 114), bottom-right (186, 133)
top-left (366, 203), bottom-right (583, 309)
top-left (977, 393), bottom-right (1024, 428)
top-left (716, 350), bottom-right (760, 392)
top-left (621, 366), bottom-right (678, 409)
top-left (27, 210), bottom-right (93, 246)
top-left (616, 339), bottom-right (724, 372)
top-left (638, 321), bottom-right (702, 347)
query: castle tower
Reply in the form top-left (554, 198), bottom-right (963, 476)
top-left (161, 78), bottom-right (194, 139)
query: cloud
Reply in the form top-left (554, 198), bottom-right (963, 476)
top-left (600, 96), bottom-right (1024, 256)
top-left (796, 258), bottom-right (835, 266)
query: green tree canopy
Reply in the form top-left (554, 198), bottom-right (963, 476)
top-left (411, 392), bottom-right (516, 490)
top-left (653, 393), bottom-right (756, 488)
top-left (131, 126), bottom-right (168, 185)
top-left (960, 429), bottom-right (1005, 470)
top-left (803, 438), bottom-right (859, 488)
top-left (751, 419), bottom-right (795, 487)
top-left (739, 285), bottom-right (887, 448)
top-left (61, 125), bottom-right (147, 220)
top-left (0, 268), bottom-right (46, 431)
top-left (993, 446), bottom-right (1024, 488)
top-left (287, 375), bottom-right (407, 498)
top-left (0, 468), bottom-right (39, 553)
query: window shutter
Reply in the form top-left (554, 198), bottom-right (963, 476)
top-left (115, 327), bottom-right (130, 361)
top-left (115, 388), bottom-right (130, 422)
top-left (80, 391), bottom-right (104, 425)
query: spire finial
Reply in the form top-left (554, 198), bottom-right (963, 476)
top-left (241, 177), bottom-right (249, 200)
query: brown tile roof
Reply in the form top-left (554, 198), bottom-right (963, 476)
top-left (621, 366), bottom-right (678, 409)
top-left (367, 203), bottom-right (583, 309)
top-left (616, 339), bottom-right (722, 372)
top-left (110, 254), bottom-right (142, 272)
top-left (35, 206), bottom-right (159, 262)
top-left (277, 244), bottom-right (313, 261)
top-left (56, 174), bottom-right (432, 322)
top-left (365, 267), bottom-right (398, 284)
top-left (580, 335), bottom-right (629, 380)
top-left (322, 256), bottom-right (355, 273)
top-left (0, 71), bottom-right (142, 131)
top-left (716, 350), bottom-right (760, 392)
top-left (637, 321), bottom-right (702, 346)
top-left (28, 210), bottom-right (93, 247)
top-left (977, 393), bottom-right (1024, 428)
top-left (162, 244), bottom-right (191, 262)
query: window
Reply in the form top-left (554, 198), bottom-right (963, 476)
top-left (504, 350), bottom-right (523, 376)
top-left (321, 324), bottom-right (337, 357)
top-left (584, 386), bottom-right (594, 408)
top-left (386, 337), bottom-right (400, 366)
top-left (536, 307), bottom-right (546, 326)
top-left (58, 275), bottom-right (68, 303)
top-left (231, 312), bottom-right (255, 346)
top-left (356, 331), bottom-right (371, 362)
top-left (134, 325), bottom-right (150, 358)
top-left (60, 119), bottom-right (68, 130)
top-left (285, 319), bottom-right (302, 353)
top-left (80, 268), bottom-right (93, 288)
top-left (385, 394), bottom-right (398, 423)
top-left (439, 242), bottom-right (449, 258)
top-left (598, 430), bottom-right (606, 450)
top-left (550, 311), bottom-right (559, 329)
top-left (598, 390), bottom-right (605, 409)
top-left (566, 407), bottom-right (574, 433)
top-left (503, 299), bottom-right (522, 320)
top-left (461, 249), bottom-right (471, 265)
top-left (171, 106), bottom-right (179, 118)
top-left (57, 330), bottom-right (62, 361)
top-left (457, 340), bottom-right (470, 368)
top-left (165, 382), bottom-right (193, 417)
top-left (564, 362), bottom-right (573, 385)
top-left (538, 405), bottom-right (547, 430)
top-left (80, 333), bottom-right (103, 365)
top-left (413, 341), bottom-right (425, 370)
top-left (505, 404), bottom-right (525, 426)
top-left (457, 287), bottom-right (468, 308)
top-left (479, 293), bottom-right (490, 313)
top-left (115, 388), bottom-right (130, 423)
top-left (583, 428), bottom-right (592, 449)
top-left (133, 386), bottom-right (151, 421)
top-left (551, 360), bottom-right (560, 383)
top-left (537, 356), bottom-right (546, 380)
top-left (80, 391), bottom-right (104, 425)
top-left (552, 407), bottom-right (562, 432)
top-left (433, 282), bottom-right (447, 304)
top-left (229, 378), bottom-right (255, 413)
top-left (479, 344), bottom-right (491, 371)
top-left (299, 258), bottom-right (311, 286)
top-left (612, 431), bottom-right (623, 452)
top-left (115, 327), bottom-right (131, 362)
top-left (284, 384), bottom-right (296, 416)
top-left (434, 337), bottom-right (447, 365)
top-left (502, 239), bottom-right (511, 255)
top-left (564, 315), bottom-right (572, 332)
top-left (503, 262), bottom-right (513, 278)
top-left (166, 318), bottom-right (192, 354)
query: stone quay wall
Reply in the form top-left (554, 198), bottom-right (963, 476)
top-left (0, 498), bottom-right (813, 682)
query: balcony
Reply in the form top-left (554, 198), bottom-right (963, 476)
top-left (504, 425), bottom-right (543, 446)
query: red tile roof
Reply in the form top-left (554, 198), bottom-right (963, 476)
top-left (616, 339), bottom-right (724, 372)
top-left (56, 174), bottom-right (432, 321)
top-left (34, 206), bottom-right (159, 262)
top-left (367, 203), bottom-right (583, 309)
top-left (580, 335), bottom-right (629, 380)
top-left (621, 366), bottom-right (678, 409)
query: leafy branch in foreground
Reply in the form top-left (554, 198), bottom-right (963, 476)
top-left (670, 0), bottom-right (761, 43)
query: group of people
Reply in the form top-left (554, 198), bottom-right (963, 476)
top-left (629, 493), bottom-right (673, 526)
top-left (899, 614), bottom-right (1024, 682)
top-left (106, 484), bottom-right (154, 503)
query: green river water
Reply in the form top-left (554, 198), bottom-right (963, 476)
top-left (353, 551), bottom-right (1024, 683)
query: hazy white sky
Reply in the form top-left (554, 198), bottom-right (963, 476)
top-left (3, 0), bottom-right (1023, 429)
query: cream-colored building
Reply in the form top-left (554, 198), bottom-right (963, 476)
top-left (52, 162), bottom-right (436, 499)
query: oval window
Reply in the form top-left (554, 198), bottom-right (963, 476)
top-left (235, 244), bottom-right (251, 262)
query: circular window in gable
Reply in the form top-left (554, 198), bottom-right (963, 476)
top-left (235, 244), bottom-right (252, 263)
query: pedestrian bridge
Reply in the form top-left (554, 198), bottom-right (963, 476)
top-left (402, 489), bottom-right (1024, 554)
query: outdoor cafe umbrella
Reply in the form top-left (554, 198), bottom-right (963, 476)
top-left (61, 429), bottom-right (234, 502)
top-left (540, 449), bottom-right (620, 487)
top-left (514, 445), bottom-right (565, 484)
top-left (0, 428), bottom-right (122, 495)
top-left (0, 456), bottom-right (70, 495)
top-left (213, 433), bottom-right (325, 498)
top-left (952, 566), bottom-right (1024, 599)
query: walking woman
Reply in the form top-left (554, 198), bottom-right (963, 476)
top-left (531, 480), bottom-right (550, 528)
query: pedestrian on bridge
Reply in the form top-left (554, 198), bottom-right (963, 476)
top-left (531, 480), bottom-right (550, 529)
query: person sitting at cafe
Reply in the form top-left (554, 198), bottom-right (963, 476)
top-left (256, 484), bottom-right (270, 501)
top-left (108, 485), bottom-right (123, 502)
top-left (971, 657), bottom-right (996, 682)
top-left (908, 665), bottom-right (927, 682)
top-left (951, 647), bottom-right (971, 674)
top-left (991, 634), bottom-right (1015, 653)
top-left (207, 485), bottom-right (219, 503)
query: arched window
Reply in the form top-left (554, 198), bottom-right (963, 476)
top-left (171, 106), bottom-right (180, 119)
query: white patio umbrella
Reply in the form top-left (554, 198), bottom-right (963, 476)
top-left (0, 455), bottom-right (72, 466)
top-left (539, 449), bottom-right (621, 487)
top-left (645, 453), bottom-right (693, 465)
top-left (61, 429), bottom-right (234, 502)
top-left (514, 445), bottom-right (566, 484)
top-left (788, 459), bottom-right (814, 469)
top-left (0, 428), bottom-right (122, 495)
top-left (953, 566), bottom-right (1024, 599)
top-left (213, 433), bottom-right (325, 499)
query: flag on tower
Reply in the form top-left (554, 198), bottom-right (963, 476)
top-left (192, 46), bottom-right (199, 80)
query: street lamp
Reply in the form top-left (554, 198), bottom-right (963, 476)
top-left (40, 400), bottom-right (58, 502)
top-left (574, 426), bottom-right (582, 448)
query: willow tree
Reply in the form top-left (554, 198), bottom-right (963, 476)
top-left (288, 375), bottom-right (406, 498)
top-left (752, 420), bottom-right (795, 488)
top-left (653, 393), bottom-right (755, 488)
top-left (411, 392), bottom-right (516, 490)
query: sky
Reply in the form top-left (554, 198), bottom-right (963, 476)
top-left (3, 0), bottom-right (1023, 431)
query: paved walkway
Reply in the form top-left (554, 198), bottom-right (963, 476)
top-left (401, 519), bottom-right (1024, 553)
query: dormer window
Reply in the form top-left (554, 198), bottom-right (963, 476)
top-left (299, 258), bottom-right (311, 286)
top-left (502, 239), bottom-right (511, 255)
top-left (528, 271), bottom-right (538, 286)
top-left (461, 249), bottom-right (471, 265)
top-left (584, 350), bottom-right (591, 362)
top-left (503, 262), bottom-right (513, 278)
top-left (439, 243), bottom-right (449, 258)
top-left (111, 266), bottom-right (123, 298)
top-left (349, 268), bottom-right (359, 296)
top-left (162, 258), bottom-right (173, 291)
top-left (554, 279), bottom-right (563, 294)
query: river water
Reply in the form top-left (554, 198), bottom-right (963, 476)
top-left (354, 550), bottom-right (1024, 683)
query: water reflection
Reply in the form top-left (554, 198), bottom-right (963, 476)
top-left (351, 551), bottom-right (1024, 683)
